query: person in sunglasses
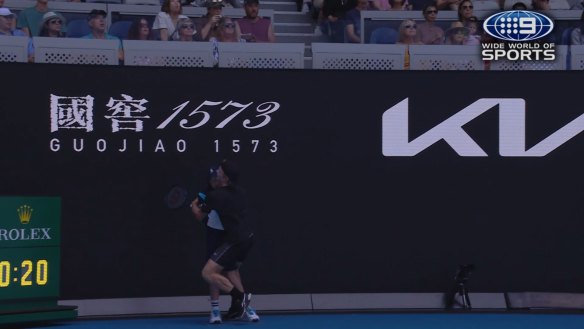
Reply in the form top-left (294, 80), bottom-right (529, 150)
top-left (211, 17), bottom-right (244, 42)
top-left (457, 0), bottom-right (474, 23)
top-left (38, 11), bottom-right (66, 37)
top-left (154, 0), bottom-right (189, 41)
top-left (175, 17), bottom-right (197, 41)
top-left (195, 0), bottom-right (225, 41)
top-left (397, 19), bottom-right (422, 70)
top-left (416, 4), bottom-right (444, 44)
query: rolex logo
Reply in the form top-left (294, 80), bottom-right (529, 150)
top-left (17, 205), bottom-right (33, 224)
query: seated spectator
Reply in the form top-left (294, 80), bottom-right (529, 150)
top-left (39, 11), bottom-right (66, 37)
top-left (0, 8), bottom-right (25, 36)
top-left (396, 19), bottom-right (422, 70)
top-left (212, 16), bottom-right (244, 42)
top-left (444, 20), bottom-right (469, 45)
top-left (321, 0), bottom-right (353, 43)
top-left (82, 9), bottom-right (123, 61)
top-left (17, 0), bottom-right (65, 37)
top-left (344, 0), bottom-right (368, 43)
top-left (397, 19), bottom-right (422, 45)
top-left (175, 17), bottom-right (197, 41)
top-left (571, 11), bottom-right (584, 45)
top-left (236, 0), bottom-right (276, 42)
top-left (153, 0), bottom-right (189, 41)
top-left (464, 16), bottom-right (480, 45)
top-left (389, 0), bottom-right (413, 10)
top-left (436, 0), bottom-right (461, 10)
top-left (457, 0), bottom-right (473, 23)
top-left (416, 4), bottom-right (444, 44)
top-left (511, 1), bottom-right (528, 9)
top-left (128, 17), bottom-right (154, 40)
top-left (0, 8), bottom-right (34, 62)
top-left (532, 0), bottom-right (550, 10)
top-left (370, 0), bottom-right (392, 10)
top-left (195, 0), bottom-right (225, 41)
top-left (0, 0), bottom-right (17, 29)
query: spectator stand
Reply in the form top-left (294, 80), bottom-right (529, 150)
top-left (123, 39), bottom-right (214, 67)
top-left (311, 43), bottom-right (407, 70)
top-left (571, 45), bottom-right (584, 69)
top-left (360, 10), bottom-right (584, 45)
top-left (0, 37), bottom-right (30, 63)
top-left (216, 42), bottom-right (305, 69)
top-left (33, 37), bottom-right (119, 65)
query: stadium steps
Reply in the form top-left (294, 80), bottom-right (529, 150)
top-left (273, 8), bottom-right (324, 69)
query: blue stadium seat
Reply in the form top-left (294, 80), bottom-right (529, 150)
top-left (561, 27), bottom-right (574, 45)
top-left (109, 21), bottom-right (133, 40)
top-left (370, 27), bottom-right (398, 44)
top-left (67, 19), bottom-right (91, 38)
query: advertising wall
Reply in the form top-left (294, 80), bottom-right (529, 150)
top-left (1, 63), bottom-right (584, 300)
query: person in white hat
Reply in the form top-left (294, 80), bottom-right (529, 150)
top-left (0, 8), bottom-right (25, 36)
top-left (39, 11), bottom-right (66, 37)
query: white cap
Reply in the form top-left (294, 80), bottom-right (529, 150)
top-left (0, 8), bottom-right (15, 17)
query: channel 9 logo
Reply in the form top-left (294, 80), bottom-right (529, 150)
top-left (481, 10), bottom-right (556, 61)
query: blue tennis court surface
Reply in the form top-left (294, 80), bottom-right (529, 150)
top-left (32, 312), bottom-right (584, 329)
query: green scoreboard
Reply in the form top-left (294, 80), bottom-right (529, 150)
top-left (0, 197), bottom-right (76, 324)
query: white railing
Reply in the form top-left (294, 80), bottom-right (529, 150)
top-left (312, 43), bottom-right (406, 70)
top-left (33, 37), bottom-right (119, 65)
top-left (123, 39), bottom-right (213, 67)
top-left (571, 45), bottom-right (584, 70)
top-left (217, 42), bottom-right (304, 69)
top-left (409, 45), bottom-right (483, 70)
top-left (0, 36), bottom-right (29, 63)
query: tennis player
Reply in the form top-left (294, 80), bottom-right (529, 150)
top-left (191, 159), bottom-right (255, 321)
top-left (201, 166), bottom-right (259, 323)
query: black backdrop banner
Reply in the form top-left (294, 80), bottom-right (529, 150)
top-left (1, 63), bottom-right (584, 299)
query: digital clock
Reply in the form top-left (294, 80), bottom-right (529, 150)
top-left (0, 197), bottom-right (76, 325)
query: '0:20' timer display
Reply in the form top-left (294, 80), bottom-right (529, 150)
top-left (0, 198), bottom-right (61, 301)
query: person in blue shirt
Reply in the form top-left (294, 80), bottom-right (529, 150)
top-left (82, 9), bottom-right (123, 61)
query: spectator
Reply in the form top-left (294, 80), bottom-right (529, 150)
top-left (390, 0), bottom-right (413, 9)
top-left (444, 20), bottom-right (469, 45)
top-left (457, 0), bottom-right (473, 23)
top-left (153, 0), bottom-right (188, 41)
top-left (532, 0), bottom-right (550, 9)
top-left (236, 0), bottom-right (276, 42)
top-left (570, 0), bottom-right (583, 9)
top-left (175, 17), bottom-right (197, 41)
top-left (321, 0), bottom-right (354, 43)
top-left (0, 8), bottom-right (25, 36)
top-left (344, 0), bottom-right (368, 43)
top-left (38, 11), bottom-right (66, 37)
top-left (128, 17), bottom-right (154, 40)
top-left (397, 18), bottom-right (422, 44)
top-left (397, 19), bottom-right (422, 70)
top-left (0, 8), bottom-right (33, 62)
top-left (195, 0), bottom-right (224, 41)
top-left (0, 0), bottom-right (17, 29)
top-left (17, 0), bottom-right (65, 37)
top-left (511, 1), bottom-right (528, 9)
top-left (416, 4), bottom-right (444, 44)
top-left (571, 11), bottom-right (584, 45)
top-left (464, 15), bottom-right (480, 45)
top-left (212, 16), bottom-right (244, 42)
top-left (436, 0), bottom-right (461, 10)
top-left (82, 9), bottom-right (124, 61)
top-left (370, 0), bottom-right (392, 10)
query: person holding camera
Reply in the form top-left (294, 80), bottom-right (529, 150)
top-left (195, 0), bottom-right (224, 41)
top-left (191, 159), bottom-right (256, 321)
